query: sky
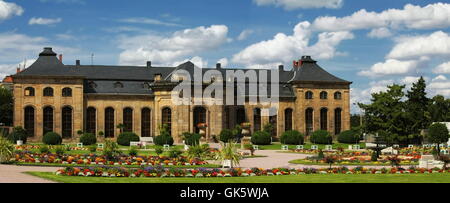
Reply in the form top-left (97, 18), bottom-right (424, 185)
top-left (1, 0), bottom-right (450, 113)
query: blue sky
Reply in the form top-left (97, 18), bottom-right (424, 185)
top-left (1, 0), bottom-right (450, 113)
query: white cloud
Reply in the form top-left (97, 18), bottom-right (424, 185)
top-left (433, 61), bottom-right (450, 74)
top-left (29, 17), bottom-right (62, 25)
top-left (253, 0), bottom-right (343, 10)
top-left (0, 0), bottom-right (23, 22)
top-left (312, 3), bottom-right (450, 31)
top-left (237, 29), bottom-right (254, 41)
top-left (0, 59), bottom-right (35, 80)
top-left (387, 31), bottom-right (450, 60)
top-left (118, 17), bottom-right (182, 27)
top-left (358, 59), bottom-right (419, 77)
top-left (367, 27), bottom-right (392, 39)
top-left (218, 58), bottom-right (228, 67)
top-left (118, 25), bottom-right (229, 66)
top-left (172, 56), bottom-right (208, 68)
top-left (231, 21), bottom-right (353, 67)
top-left (429, 76), bottom-right (450, 97)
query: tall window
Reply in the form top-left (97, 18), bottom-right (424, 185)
top-left (62, 88), bottom-right (72, 97)
top-left (305, 108), bottom-right (313, 135)
top-left (334, 92), bottom-right (342, 100)
top-left (335, 108), bottom-right (342, 135)
top-left (105, 107), bottom-right (115, 138)
top-left (43, 87), bottom-right (54, 97)
top-left (86, 107), bottom-right (96, 134)
top-left (320, 91), bottom-right (328, 99)
top-left (305, 91), bottom-right (313, 99)
top-left (193, 107), bottom-right (207, 134)
top-left (285, 108), bottom-right (293, 131)
top-left (61, 106), bottom-right (72, 138)
top-left (141, 108), bottom-right (151, 137)
top-left (253, 108), bottom-right (261, 132)
top-left (123, 108), bottom-right (133, 132)
top-left (236, 108), bottom-right (246, 126)
top-left (24, 87), bottom-right (35, 96)
top-left (320, 108), bottom-right (328, 130)
top-left (269, 115), bottom-right (277, 137)
top-left (24, 106), bottom-right (35, 137)
top-left (43, 106), bottom-right (54, 134)
top-left (162, 107), bottom-right (172, 136)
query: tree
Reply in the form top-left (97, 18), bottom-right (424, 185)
top-left (405, 77), bottom-right (430, 137)
top-left (427, 123), bottom-right (450, 157)
top-left (0, 87), bottom-right (13, 126)
top-left (428, 95), bottom-right (450, 122)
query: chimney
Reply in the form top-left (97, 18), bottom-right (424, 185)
top-left (76, 60), bottom-right (80, 66)
top-left (147, 61), bottom-right (152, 68)
top-left (58, 54), bottom-right (63, 62)
top-left (16, 67), bottom-right (21, 73)
top-left (278, 65), bottom-right (284, 72)
top-left (216, 63), bottom-right (221, 69)
top-left (293, 60), bottom-right (299, 69)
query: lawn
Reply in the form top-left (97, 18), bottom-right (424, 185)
top-left (26, 172), bottom-right (450, 183)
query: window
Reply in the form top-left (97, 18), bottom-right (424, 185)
top-left (43, 87), bottom-right (54, 97)
top-left (62, 88), bottom-right (72, 97)
top-left (305, 91), bottom-right (313, 99)
top-left (62, 106), bottom-right (72, 138)
top-left (305, 108), bottom-right (313, 135)
top-left (88, 81), bottom-right (97, 88)
top-left (320, 91), bottom-right (328, 99)
top-left (142, 82), bottom-right (150, 89)
top-left (24, 106), bottom-right (35, 137)
top-left (285, 108), bottom-right (293, 131)
top-left (253, 108), bottom-right (261, 132)
top-left (114, 82), bottom-right (124, 88)
top-left (123, 108), bottom-right (133, 132)
top-left (335, 108), bottom-right (342, 135)
top-left (105, 107), bottom-right (115, 138)
top-left (86, 107), bottom-right (96, 134)
top-left (320, 108), bottom-right (328, 130)
top-left (162, 107), bottom-right (172, 136)
top-left (334, 92), bottom-right (342, 100)
top-left (24, 87), bottom-right (35, 96)
top-left (193, 107), bottom-right (207, 134)
top-left (43, 106), bottom-right (54, 135)
top-left (236, 108), bottom-right (246, 126)
top-left (269, 115), bottom-right (277, 137)
top-left (141, 108), bottom-right (151, 137)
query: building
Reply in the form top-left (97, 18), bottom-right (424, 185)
top-left (12, 47), bottom-right (352, 143)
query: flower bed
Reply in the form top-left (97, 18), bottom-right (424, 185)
top-left (55, 166), bottom-right (450, 178)
top-left (14, 151), bottom-right (206, 166)
top-left (15, 145), bottom-right (90, 151)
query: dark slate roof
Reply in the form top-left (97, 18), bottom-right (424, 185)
top-left (291, 56), bottom-right (351, 84)
top-left (84, 80), bottom-right (153, 95)
top-left (66, 65), bottom-right (176, 81)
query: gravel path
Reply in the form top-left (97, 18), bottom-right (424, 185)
top-left (0, 164), bottom-right (60, 183)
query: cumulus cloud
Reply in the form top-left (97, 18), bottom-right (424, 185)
top-left (253, 0), bottom-right (343, 10)
top-left (0, 0), bottom-right (23, 22)
top-left (231, 21), bottom-right (353, 67)
top-left (118, 17), bottom-right (182, 27)
top-left (429, 75), bottom-right (450, 97)
top-left (0, 59), bottom-right (35, 80)
top-left (387, 31), bottom-right (450, 60)
top-left (118, 25), bottom-right (229, 66)
top-left (367, 27), bottom-right (392, 39)
top-left (237, 29), bottom-right (254, 41)
top-left (358, 59), bottom-right (419, 77)
top-left (29, 17), bottom-right (62, 25)
top-left (433, 61), bottom-right (450, 74)
top-left (312, 3), bottom-right (450, 31)
top-left (172, 56), bottom-right (208, 68)
top-left (218, 58), bottom-right (229, 67)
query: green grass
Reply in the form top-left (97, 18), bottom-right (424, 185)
top-left (26, 172), bottom-right (450, 183)
top-left (251, 143), bottom-right (365, 150)
top-left (288, 159), bottom-right (418, 166)
top-left (16, 162), bottom-right (221, 168)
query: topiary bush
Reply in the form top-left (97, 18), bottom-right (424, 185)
top-left (79, 133), bottom-right (97, 146)
top-left (8, 126), bottom-right (29, 144)
top-left (337, 130), bottom-right (360, 144)
top-left (42, 132), bottom-right (62, 145)
top-left (310, 130), bottom-right (333, 144)
top-left (154, 135), bottom-right (174, 146)
top-left (219, 129), bottom-right (235, 143)
top-left (280, 130), bottom-right (304, 145)
top-left (117, 132), bottom-right (140, 146)
top-left (251, 131), bottom-right (272, 145)
top-left (182, 132), bottom-right (201, 146)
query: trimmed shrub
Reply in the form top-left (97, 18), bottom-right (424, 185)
top-left (310, 130), bottom-right (333, 144)
top-left (39, 145), bottom-right (50, 154)
top-left (337, 130), bottom-right (360, 144)
top-left (128, 147), bottom-right (138, 156)
top-left (154, 135), bottom-right (174, 146)
top-left (79, 133), bottom-right (97, 146)
top-left (251, 131), bottom-right (272, 145)
top-left (280, 130), bottom-right (304, 145)
top-left (117, 132), bottom-right (140, 146)
top-left (182, 132), bottom-right (201, 146)
top-left (219, 129), bottom-right (235, 143)
top-left (42, 132), bottom-right (62, 145)
top-left (8, 126), bottom-right (28, 144)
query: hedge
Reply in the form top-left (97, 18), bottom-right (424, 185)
top-left (117, 132), bottom-right (140, 146)
top-left (280, 130), bottom-right (304, 145)
top-left (42, 132), bottom-right (62, 145)
top-left (310, 130), bottom-right (333, 144)
top-left (251, 131), bottom-right (271, 145)
top-left (337, 130), bottom-right (360, 144)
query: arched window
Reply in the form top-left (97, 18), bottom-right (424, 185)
top-left (320, 108), bottom-right (328, 130)
top-left (86, 107), bottom-right (96, 134)
top-left (43, 87), bottom-right (54, 97)
top-left (284, 108), bottom-right (293, 131)
top-left (320, 91), bottom-right (328, 99)
top-left (193, 107), bottom-right (207, 134)
top-left (105, 107), bottom-right (115, 138)
top-left (43, 106), bottom-right (54, 134)
top-left (161, 107), bottom-right (172, 136)
top-left (123, 107), bottom-right (133, 132)
top-left (141, 108), bottom-right (151, 137)
top-left (334, 92), bottom-right (342, 100)
top-left (305, 108), bottom-right (313, 135)
top-left (335, 108), bottom-right (342, 135)
top-left (24, 106), bottom-right (35, 137)
top-left (269, 115), bottom-right (277, 137)
top-left (62, 106), bottom-right (73, 138)
top-left (24, 87), bottom-right (35, 96)
top-left (305, 91), bottom-right (313, 99)
top-left (236, 108), bottom-right (246, 126)
top-left (253, 108), bottom-right (261, 132)
top-left (62, 88), bottom-right (72, 97)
